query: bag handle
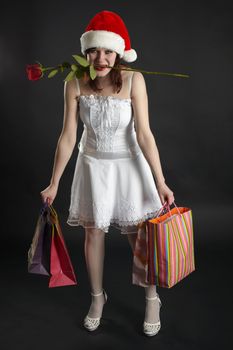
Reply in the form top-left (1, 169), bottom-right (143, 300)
top-left (41, 198), bottom-right (54, 215)
top-left (164, 201), bottom-right (182, 217)
top-left (44, 198), bottom-right (58, 220)
top-left (156, 201), bottom-right (170, 217)
top-left (156, 201), bottom-right (181, 218)
top-left (40, 198), bottom-right (48, 215)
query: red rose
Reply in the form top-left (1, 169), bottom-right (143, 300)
top-left (26, 64), bottom-right (43, 81)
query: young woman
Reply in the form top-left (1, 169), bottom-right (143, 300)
top-left (40, 10), bottom-right (174, 336)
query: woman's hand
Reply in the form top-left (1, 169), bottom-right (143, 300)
top-left (156, 182), bottom-right (175, 206)
top-left (40, 183), bottom-right (58, 206)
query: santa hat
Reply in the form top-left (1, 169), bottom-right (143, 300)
top-left (80, 10), bottom-right (137, 62)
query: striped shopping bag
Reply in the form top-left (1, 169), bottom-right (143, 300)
top-left (147, 202), bottom-right (195, 288)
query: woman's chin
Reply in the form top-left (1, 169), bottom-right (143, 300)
top-left (95, 68), bottom-right (111, 76)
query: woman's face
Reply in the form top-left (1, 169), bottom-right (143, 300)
top-left (86, 47), bottom-right (117, 77)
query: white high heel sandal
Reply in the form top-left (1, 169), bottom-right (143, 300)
top-left (143, 293), bottom-right (162, 336)
top-left (83, 289), bottom-right (108, 331)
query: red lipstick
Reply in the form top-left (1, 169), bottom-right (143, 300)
top-left (95, 65), bottom-right (108, 71)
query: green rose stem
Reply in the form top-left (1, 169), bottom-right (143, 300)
top-left (42, 67), bottom-right (55, 71)
top-left (106, 65), bottom-right (190, 78)
top-left (39, 62), bottom-right (190, 80)
top-left (30, 55), bottom-right (190, 81)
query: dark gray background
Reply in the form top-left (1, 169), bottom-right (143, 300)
top-left (1, 0), bottom-right (232, 349)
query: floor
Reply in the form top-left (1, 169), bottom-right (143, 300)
top-left (1, 214), bottom-right (232, 350)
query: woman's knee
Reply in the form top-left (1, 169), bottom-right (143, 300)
top-left (85, 227), bottom-right (105, 241)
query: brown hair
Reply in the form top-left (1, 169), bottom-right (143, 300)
top-left (84, 48), bottom-right (130, 94)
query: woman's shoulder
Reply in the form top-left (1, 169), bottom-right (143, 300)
top-left (121, 66), bottom-right (144, 81)
top-left (131, 71), bottom-right (147, 99)
top-left (64, 77), bottom-right (80, 100)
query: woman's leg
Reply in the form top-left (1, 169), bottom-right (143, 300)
top-left (127, 231), bottom-right (160, 324)
top-left (84, 227), bottom-right (106, 318)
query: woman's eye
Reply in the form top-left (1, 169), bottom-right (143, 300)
top-left (105, 50), bottom-right (113, 54)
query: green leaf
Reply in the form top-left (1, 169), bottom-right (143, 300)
top-left (89, 65), bottom-right (97, 80)
top-left (64, 70), bottom-right (76, 82)
top-left (48, 69), bottom-right (59, 78)
top-left (71, 64), bottom-right (78, 71)
top-left (72, 55), bottom-right (89, 67)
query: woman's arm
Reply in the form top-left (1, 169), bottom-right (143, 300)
top-left (131, 72), bottom-right (165, 186)
top-left (131, 72), bottom-right (174, 204)
top-left (49, 78), bottom-right (79, 187)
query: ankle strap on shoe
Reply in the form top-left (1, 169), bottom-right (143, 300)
top-left (145, 294), bottom-right (162, 306)
top-left (146, 295), bottom-right (159, 300)
top-left (145, 293), bottom-right (160, 301)
top-left (91, 290), bottom-right (103, 297)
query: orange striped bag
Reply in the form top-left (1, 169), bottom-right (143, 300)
top-left (132, 202), bottom-right (195, 288)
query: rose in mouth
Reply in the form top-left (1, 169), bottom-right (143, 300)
top-left (95, 65), bottom-right (108, 68)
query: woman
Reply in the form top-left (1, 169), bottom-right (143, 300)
top-left (40, 10), bottom-right (174, 336)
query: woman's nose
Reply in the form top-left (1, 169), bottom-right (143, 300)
top-left (96, 50), bottom-right (106, 61)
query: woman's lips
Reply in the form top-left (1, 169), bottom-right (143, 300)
top-left (95, 65), bottom-right (108, 71)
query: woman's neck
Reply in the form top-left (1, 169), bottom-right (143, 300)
top-left (95, 75), bottom-right (112, 89)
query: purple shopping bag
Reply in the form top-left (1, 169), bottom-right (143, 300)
top-left (27, 201), bottom-right (52, 276)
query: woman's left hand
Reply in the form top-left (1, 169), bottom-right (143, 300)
top-left (156, 182), bottom-right (175, 206)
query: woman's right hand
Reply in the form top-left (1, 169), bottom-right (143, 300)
top-left (40, 183), bottom-right (58, 206)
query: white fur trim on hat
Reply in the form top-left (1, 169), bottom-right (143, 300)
top-left (122, 49), bottom-right (137, 62)
top-left (80, 30), bottom-right (125, 57)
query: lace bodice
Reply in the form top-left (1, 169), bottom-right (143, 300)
top-left (76, 74), bottom-right (142, 159)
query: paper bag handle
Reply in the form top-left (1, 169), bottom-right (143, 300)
top-left (156, 201), bottom-right (181, 218)
top-left (40, 198), bottom-right (50, 215)
top-left (156, 202), bottom-right (169, 217)
top-left (164, 201), bottom-right (182, 217)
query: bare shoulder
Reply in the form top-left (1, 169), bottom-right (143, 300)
top-left (64, 77), bottom-right (80, 101)
top-left (131, 71), bottom-right (147, 99)
top-left (121, 68), bottom-right (144, 88)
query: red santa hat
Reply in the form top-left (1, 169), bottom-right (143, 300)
top-left (80, 10), bottom-right (137, 62)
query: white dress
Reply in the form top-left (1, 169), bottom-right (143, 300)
top-left (67, 72), bottom-right (163, 234)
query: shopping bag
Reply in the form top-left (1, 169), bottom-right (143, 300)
top-left (147, 202), bottom-right (195, 288)
top-left (27, 203), bottom-right (52, 276)
top-left (28, 201), bottom-right (78, 288)
top-left (132, 204), bottom-right (168, 287)
top-left (132, 220), bottom-right (151, 287)
top-left (48, 205), bottom-right (78, 288)
top-left (132, 202), bottom-right (195, 288)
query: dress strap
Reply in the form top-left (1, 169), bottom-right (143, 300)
top-left (128, 71), bottom-right (134, 98)
top-left (75, 77), bottom-right (81, 96)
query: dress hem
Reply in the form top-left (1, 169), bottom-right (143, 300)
top-left (66, 208), bottom-right (161, 234)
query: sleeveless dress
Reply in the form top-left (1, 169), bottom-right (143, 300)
top-left (66, 72), bottom-right (163, 234)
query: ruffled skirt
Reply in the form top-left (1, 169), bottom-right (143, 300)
top-left (67, 150), bottom-right (163, 234)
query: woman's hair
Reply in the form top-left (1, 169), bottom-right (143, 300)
top-left (84, 48), bottom-right (130, 94)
